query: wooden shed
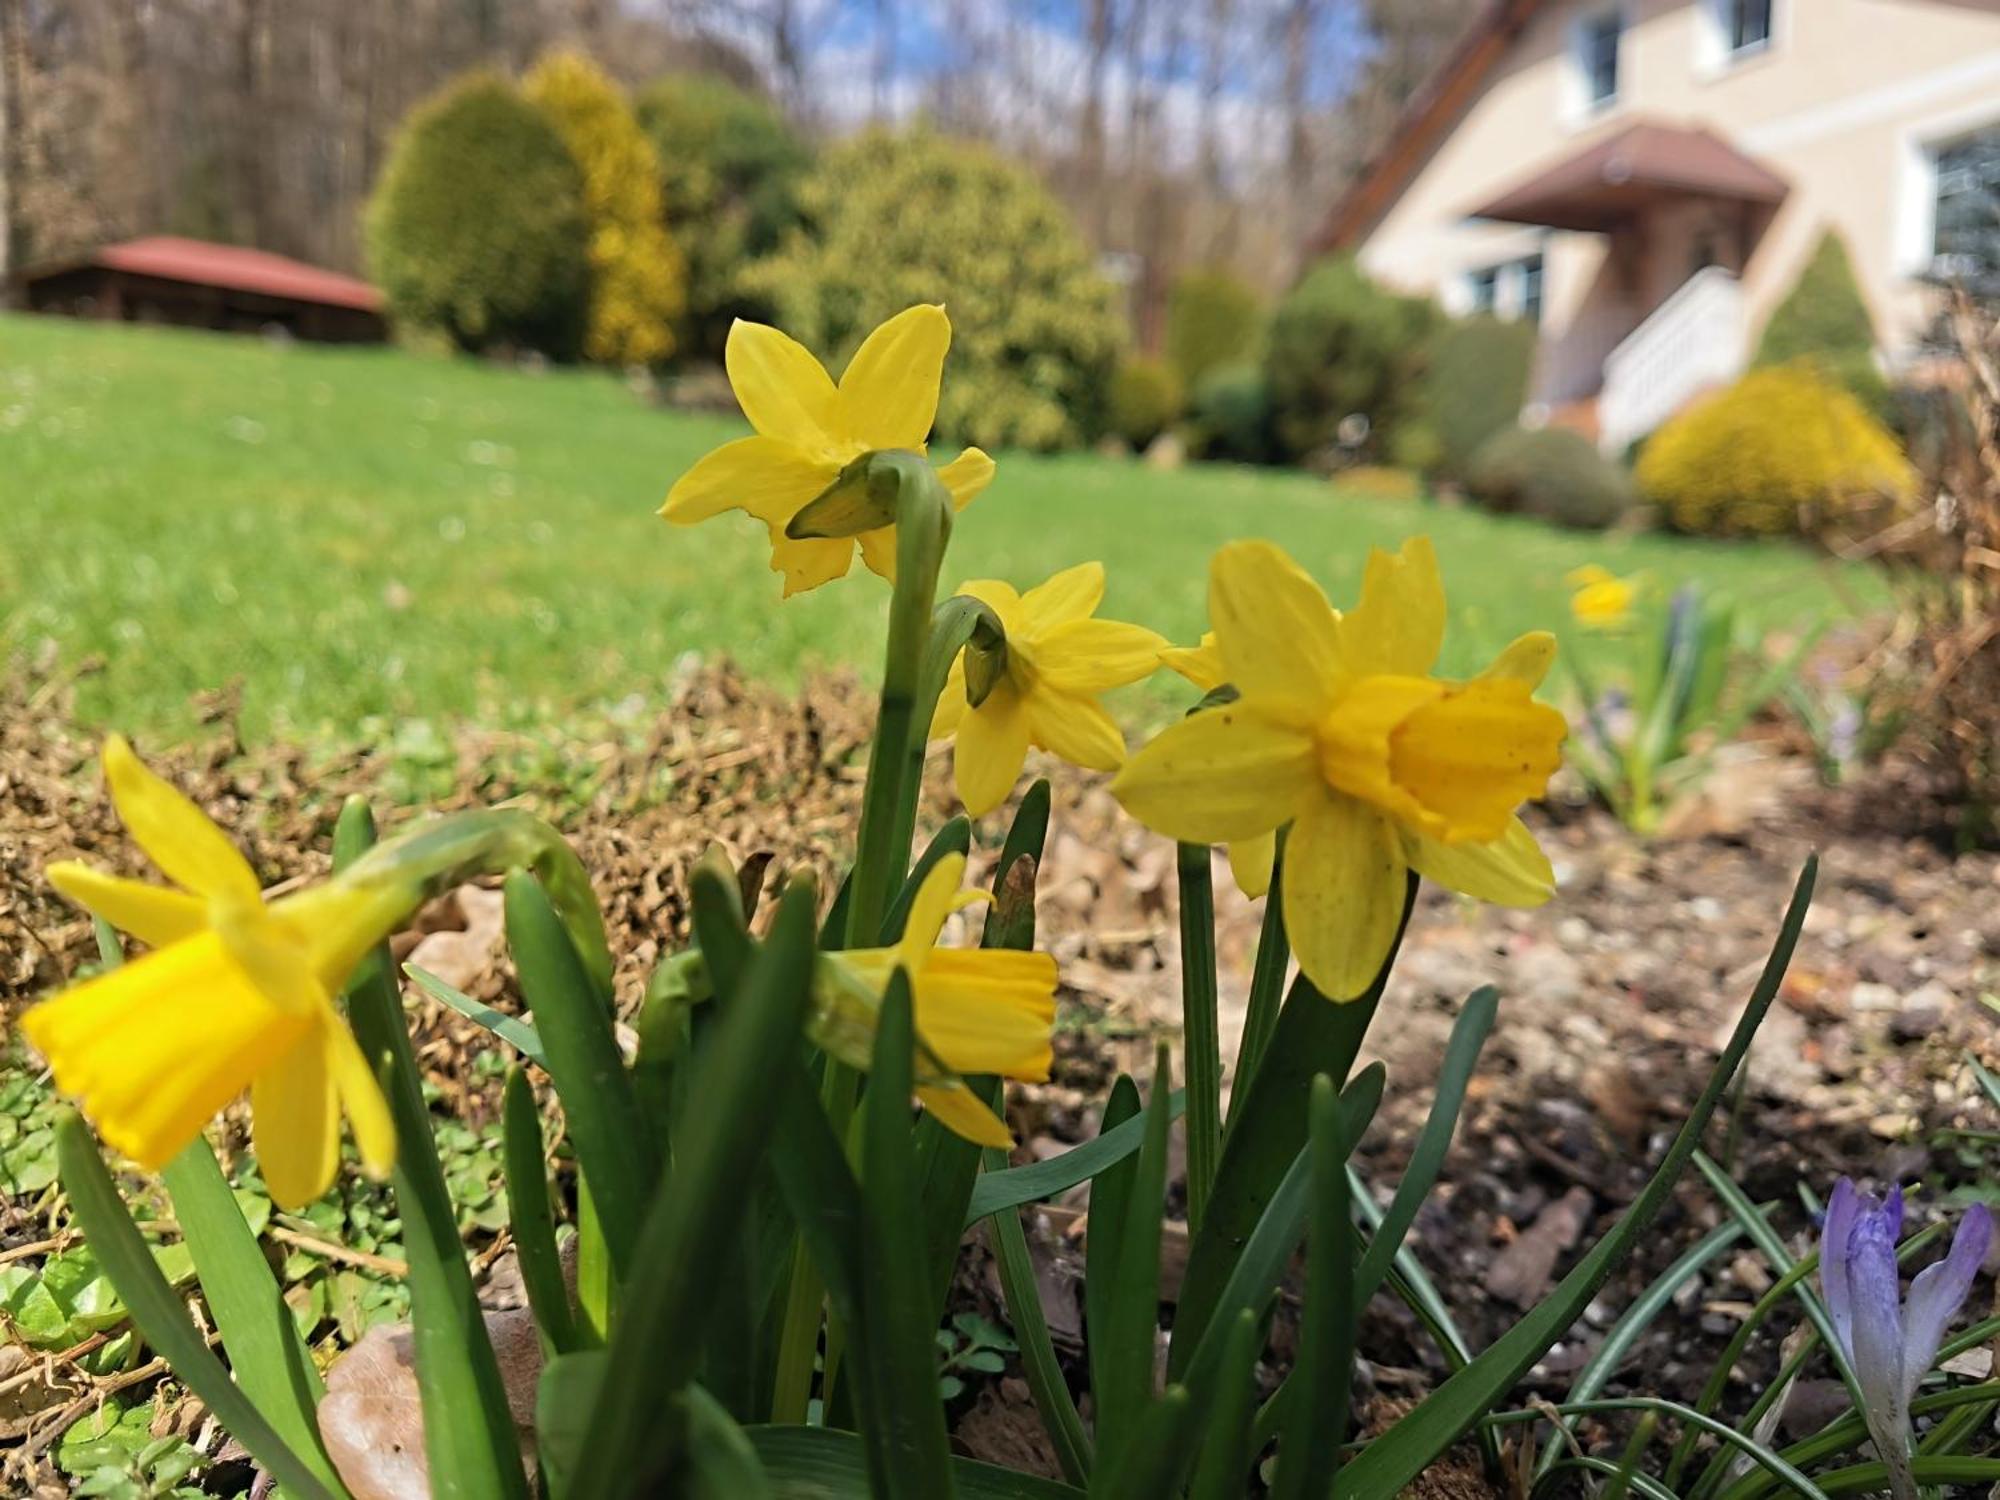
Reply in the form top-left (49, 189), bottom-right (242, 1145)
top-left (15, 236), bottom-right (387, 343)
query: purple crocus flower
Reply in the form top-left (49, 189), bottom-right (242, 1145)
top-left (1819, 1179), bottom-right (1992, 1500)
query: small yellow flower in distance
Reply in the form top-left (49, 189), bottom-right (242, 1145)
top-left (1114, 538), bottom-right (1567, 1000)
top-left (21, 738), bottom-right (399, 1209)
top-left (1566, 565), bottom-right (1639, 631)
top-left (818, 853), bottom-right (1058, 1146)
top-left (931, 562), bottom-right (1167, 818)
top-left (660, 304), bottom-right (996, 595)
top-left (1160, 631), bottom-right (1276, 900)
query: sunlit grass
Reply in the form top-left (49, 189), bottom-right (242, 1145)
top-left (1, 314), bottom-right (1884, 743)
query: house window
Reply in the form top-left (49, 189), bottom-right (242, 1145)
top-left (1576, 9), bottom-right (1622, 108)
top-left (1724, 0), bottom-right (1772, 54)
top-left (1466, 255), bottom-right (1544, 326)
top-left (1932, 126), bottom-right (2000, 281)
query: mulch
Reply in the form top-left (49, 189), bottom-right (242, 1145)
top-left (4, 658), bottom-right (1999, 1494)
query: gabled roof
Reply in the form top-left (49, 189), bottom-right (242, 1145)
top-left (25, 236), bottom-right (383, 312)
top-left (1318, 0), bottom-right (1551, 251)
top-left (1470, 120), bottom-right (1788, 231)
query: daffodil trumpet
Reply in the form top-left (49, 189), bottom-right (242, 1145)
top-left (22, 739), bottom-right (605, 1209)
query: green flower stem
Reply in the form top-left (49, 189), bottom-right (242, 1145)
top-left (1176, 842), bottom-right (1221, 1237)
top-left (888, 594), bottom-right (1005, 887)
top-left (1230, 826), bottom-right (1289, 1125)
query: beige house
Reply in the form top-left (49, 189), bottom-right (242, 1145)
top-left (1323, 0), bottom-right (2000, 452)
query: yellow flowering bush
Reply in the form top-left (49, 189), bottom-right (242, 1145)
top-left (1637, 364), bottom-right (1916, 537)
top-left (744, 128), bottom-right (1127, 451)
top-left (525, 49), bottom-right (686, 367)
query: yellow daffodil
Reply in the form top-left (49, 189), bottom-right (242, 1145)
top-left (1567, 565), bottom-right (1639, 630)
top-left (660, 304), bottom-right (996, 595)
top-left (1160, 631), bottom-right (1277, 900)
top-left (21, 738), bottom-right (400, 1209)
top-left (814, 854), bottom-right (1057, 1145)
top-left (930, 562), bottom-right (1167, 818)
top-left (1114, 538), bottom-right (1566, 1000)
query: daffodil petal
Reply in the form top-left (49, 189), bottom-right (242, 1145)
top-left (1478, 631), bottom-right (1557, 690)
top-left (1111, 702), bottom-right (1316, 845)
top-left (916, 1082), bottom-right (1015, 1148)
top-left (953, 578), bottom-right (1024, 633)
top-left (1227, 830), bottom-right (1277, 900)
top-left (897, 852), bottom-right (970, 950)
top-left (1402, 816), bottom-right (1555, 907)
top-left (1565, 565), bottom-right (1614, 588)
top-left (725, 319), bottom-right (841, 450)
top-left (1018, 561), bottom-right (1105, 630)
top-left (46, 862), bottom-right (206, 949)
top-left (1032, 619), bottom-right (1171, 694)
top-left (660, 435), bottom-right (837, 527)
top-left (1284, 793), bottom-right (1408, 1002)
top-left (1027, 692), bottom-right (1125, 772)
top-left (914, 950), bottom-right (1058, 1080)
top-left (767, 529), bottom-right (856, 597)
top-left (1161, 633), bottom-right (1225, 694)
top-left (1388, 679), bottom-right (1567, 844)
top-left (838, 304), bottom-right (950, 451)
top-left (954, 686), bottom-right (1031, 818)
top-left (931, 658), bottom-right (970, 738)
top-left (252, 1032), bottom-right (340, 1210)
top-left (856, 524), bottom-right (899, 583)
top-left (1339, 537), bottom-right (1446, 678)
top-left (937, 447), bottom-right (996, 510)
top-left (21, 932), bottom-right (309, 1170)
top-left (1209, 542), bottom-right (1345, 723)
top-left (102, 736), bottom-right (260, 904)
top-left (325, 1014), bottom-right (397, 1179)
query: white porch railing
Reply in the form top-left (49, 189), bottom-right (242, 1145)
top-left (1597, 266), bottom-right (1748, 456)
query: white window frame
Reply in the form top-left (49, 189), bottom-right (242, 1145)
top-left (1460, 253), bottom-right (1547, 326)
top-left (1565, 4), bottom-right (1625, 125)
top-left (1695, 0), bottom-right (1780, 79)
top-left (1895, 101), bottom-right (2000, 280)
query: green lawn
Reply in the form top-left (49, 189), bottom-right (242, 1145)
top-left (1, 314), bottom-right (1883, 744)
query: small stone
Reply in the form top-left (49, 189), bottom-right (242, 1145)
top-left (1850, 982), bottom-right (1899, 1013)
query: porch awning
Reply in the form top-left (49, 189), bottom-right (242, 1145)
top-left (1468, 122), bottom-right (1787, 233)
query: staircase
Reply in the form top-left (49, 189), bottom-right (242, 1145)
top-left (1597, 266), bottom-right (1747, 456)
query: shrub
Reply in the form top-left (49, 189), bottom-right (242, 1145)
top-left (746, 128), bottom-right (1126, 451)
top-left (1636, 364), bottom-right (1917, 537)
top-left (524, 50), bottom-right (686, 367)
top-left (1427, 315), bottom-right (1537, 479)
top-left (1466, 425), bottom-right (1635, 530)
top-left (1754, 231), bottom-right (1893, 420)
top-left (635, 74), bottom-right (810, 362)
top-left (1108, 357), bottom-right (1184, 449)
top-left (1187, 360), bottom-right (1275, 464)
top-left (365, 73), bottom-right (591, 358)
top-left (1263, 255), bottom-right (1441, 464)
top-left (1165, 269), bottom-right (1264, 389)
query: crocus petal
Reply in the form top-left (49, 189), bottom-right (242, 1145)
top-left (916, 1082), bottom-right (1015, 1147)
top-left (46, 862), bottom-right (207, 949)
top-left (937, 448), bottom-right (996, 510)
top-left (1209, 541), bottom-right (1345, 724)
top-left (1019, 561), bottom-right (1106, 631)
top-left (1111, 702), bottom-right (1318, 846)
top-left (954, 686), bottom-right (1032, 818)
top-left (660, 435), bottom-right (836, 527)
top-left (1477, 631), bottom-right (1557, 690)
top-left (766, 530), bottom-right (856, 597)
top-left (1821, 1176), bottom-right (1860, 1361)
top-left (102, 736), bottom-right (261, 905)
top-left (1033, 619), bottom-right (1171, 695)
top-left (725, 319), bottom-right (841, 452)
top-left (252, 1031), bottom-right (340, 1210)
top-left (838, 304), bottom-right (949, 451)
top-left (21, 932), bottom-right (310, 1170)
top-left (1338, 537), bottom-right (1446, 678)
top-left (897, 853), bottom-right (971, 950)
top-left (1284, 792), bottom-right (1409, 1002)
top-left (324, 1013), bottom-right (398, 1181)
top-left (1900, 1203), bottom-right (1993, 1403)
top-left (1401, 817), bottom-right (1555, 907)
top-left (1388, 679), bottom-right (1568, 844)
top-left (1227, 830), bottom-right (1277, 900)
top-left (1846, 1203), bottom-right (1909, 1440)
top-left (912, 950), bottom-right (1058, 1080)
top-left (1027, 692), bottom-right (1125, 773)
